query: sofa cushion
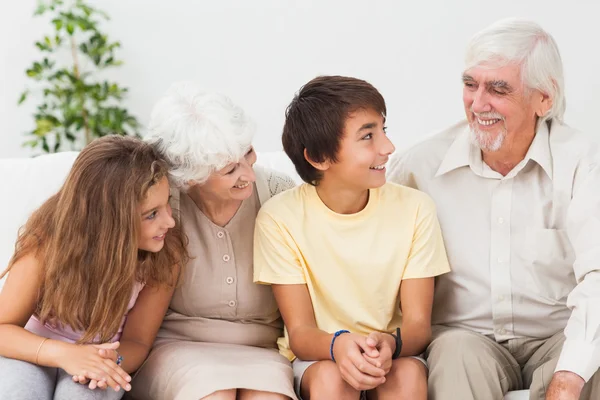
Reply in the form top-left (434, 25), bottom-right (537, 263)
top-left (0, 152), bottom-right (79, 289)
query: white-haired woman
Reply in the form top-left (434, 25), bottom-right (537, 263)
top-left (129, 83), bottom-right (297, 400)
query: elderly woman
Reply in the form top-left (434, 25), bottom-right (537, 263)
top-left (129, 83), bottom-right (297, 400)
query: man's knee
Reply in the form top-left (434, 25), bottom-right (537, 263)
top-left (427, 327), bottom-right (496, 366)
top-left (302, 361), bottom-right (360, 399)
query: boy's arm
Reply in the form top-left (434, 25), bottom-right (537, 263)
top-left (397, 277), bottom-right (435, 356)
top-left (272, 283), bottom-right (385, 390)
top-left (271, 284), bottom-right (329, 361)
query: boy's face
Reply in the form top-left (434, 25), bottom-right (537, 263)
top-left (325, 108), bottom-right (395, 190)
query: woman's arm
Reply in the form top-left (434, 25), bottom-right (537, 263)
top-left (114, 267), bottom-right (179, 374)
top-left (397, 276), bottom-right (435, 357)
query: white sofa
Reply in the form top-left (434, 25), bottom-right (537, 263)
top-left (0, 151), bottom-right (529, 400)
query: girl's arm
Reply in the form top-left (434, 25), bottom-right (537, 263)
top-left (0, 254), bottom-right (50, 363)
top-left (110, 269), bottom-right (179, 374)
top-left (397, 276), bottom-right (435, 357)
top-left (0, 254), bottom-right (131, 392)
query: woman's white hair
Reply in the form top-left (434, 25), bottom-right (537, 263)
top-left (145, 82), bottom-right (255, 189)
top-left (465, 18), bottom-right (566, 123)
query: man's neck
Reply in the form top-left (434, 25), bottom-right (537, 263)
top-left (482, 126), bottom-right (537, 176)
top-left (315, 179), bottom-right (369, 215)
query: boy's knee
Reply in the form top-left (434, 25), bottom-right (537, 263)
top-left (303, 361), bottom-right (360, 399)
top-left (388, 357), bottom-right (427, 385)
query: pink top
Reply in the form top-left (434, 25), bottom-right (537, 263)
top-left (25, 282), bottom-right (145, 344)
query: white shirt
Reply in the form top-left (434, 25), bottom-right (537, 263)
top-left (387, 120), bottom-right (600, 381)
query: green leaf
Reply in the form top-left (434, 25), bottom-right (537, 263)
top-left (18, 90), bottom-right (28, 105)
top-left (42, 137), bottom-right (50, 153)
top-left (34, 3), bottom-right (47, 16)
top-left (26, 69), bottom-right (39, 77)
top-left (35, 42), bottom-right (50, 51)
top-left (52, 18), bottom-right (63, 30)
top-left (66, 23), bottom-right (74, 35)
top-left (23, 139), bottom-right (40, 148)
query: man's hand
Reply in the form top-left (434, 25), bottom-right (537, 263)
top-left (362, 332), bottom-right (395, 374)
top-left (546, 371), bottom-right (585, 400)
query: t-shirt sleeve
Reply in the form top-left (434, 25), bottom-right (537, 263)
top-left (402, 194), bottom-right (451, 279)
top-left (253, 209), bottom-right (306, 285)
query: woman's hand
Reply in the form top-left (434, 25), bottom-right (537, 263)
top-left (60, 341), bottom-right (130, 392)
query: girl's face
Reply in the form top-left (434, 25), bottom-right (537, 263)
top-left (138, 177), bottom-right (175, 252)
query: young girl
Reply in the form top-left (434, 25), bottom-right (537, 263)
top-left (0, 135), bottom-right (187, 400)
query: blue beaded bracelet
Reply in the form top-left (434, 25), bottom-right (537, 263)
top-left (330, 330), bottom-right (350, 362)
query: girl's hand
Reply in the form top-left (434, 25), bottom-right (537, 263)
top-left (73, 342), bottom-right (122, 389)
top-left (60, 342), bottom-right (130, 392)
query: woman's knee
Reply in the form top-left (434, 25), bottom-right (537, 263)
top-left (301, 361), bottom-right (360, 400)
top-left (201, 389), bottom-right (237, 400)
top-left (238, 389), bottom-right (289, 399)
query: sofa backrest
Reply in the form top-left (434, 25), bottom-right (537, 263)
top-left (0, 151), bottom-right (300, 290)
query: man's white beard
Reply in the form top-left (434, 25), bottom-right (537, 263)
top-left (470, 124), bottom-right (507, 152)
top-left (469, 111), bottom-right (507, 152)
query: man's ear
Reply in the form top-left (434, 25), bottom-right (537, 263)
top-left (304, 148), bottom-right (330, 171)
top-left (535, 91), bottom-right (553, 118)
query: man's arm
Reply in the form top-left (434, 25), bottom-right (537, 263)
top-left (548, 164), bottom-right (600, 399)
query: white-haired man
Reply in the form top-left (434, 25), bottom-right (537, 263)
top-left (388, 19), bottom-right (600, 399)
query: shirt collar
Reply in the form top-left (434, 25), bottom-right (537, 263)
top-left (434, 124), bottom-right (472, 177)
top-left (434, 120), bottom-right (553, 180)
top-left (525, 120), bottom-right (553, 180)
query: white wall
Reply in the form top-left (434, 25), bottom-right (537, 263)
top-left (2, 0), bottom-right (599, 158)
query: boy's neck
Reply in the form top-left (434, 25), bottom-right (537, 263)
top-left (314, 179), bottom-right (370, 215)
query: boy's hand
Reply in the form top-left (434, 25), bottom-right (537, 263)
top-left (332, 333), bottom-right (386, 391)
top-left (362, 332), bottom-right (395, 374)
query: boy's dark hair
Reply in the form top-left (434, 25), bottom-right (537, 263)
top-left (282, 75), bottom-right (387, 185)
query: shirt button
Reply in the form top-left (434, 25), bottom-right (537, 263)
top-left (217, 231), bottom-right (225, 238)
top-left (497, 257), bottom-right (504, 263)
top-left (497, 295), bottom-right (504, 301)
top-left (498, 217), bottom-right (504, 224)
top-left (226, 277), bottom-right (234, 284)
top-left (223, 254), bottom-right (230, 262)
top-left (228, 300), bottom-right (236, 307)
top-left (498, 328), bottom-right (506, 335)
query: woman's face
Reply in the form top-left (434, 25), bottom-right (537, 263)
top-left (196, 147), bottom-right (257, 202)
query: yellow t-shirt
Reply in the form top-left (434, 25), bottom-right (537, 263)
top-left (253, 182), bottom-right (451, 360)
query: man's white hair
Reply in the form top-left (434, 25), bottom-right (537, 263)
top-left (465, 18), bottom-right (565, 123)
top-left (145, 82), bottom-right (255, 190)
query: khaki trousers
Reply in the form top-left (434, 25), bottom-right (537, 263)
top-left (426, 325), bottom-right (600, 400)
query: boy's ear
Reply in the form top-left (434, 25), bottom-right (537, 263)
top-left (304, 148), bottom-right (330, 171)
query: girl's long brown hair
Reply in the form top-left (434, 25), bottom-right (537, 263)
top-left (1, 135), bottom-right (188, 343)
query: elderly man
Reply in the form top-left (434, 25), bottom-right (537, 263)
top-left (388, 18), bottom-right (600, 400)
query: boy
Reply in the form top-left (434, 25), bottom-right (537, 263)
top-left (254, 76), bottom-right (450, 399)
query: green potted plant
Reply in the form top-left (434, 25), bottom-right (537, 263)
top-left (19, 0), bottom-right (140, 154)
